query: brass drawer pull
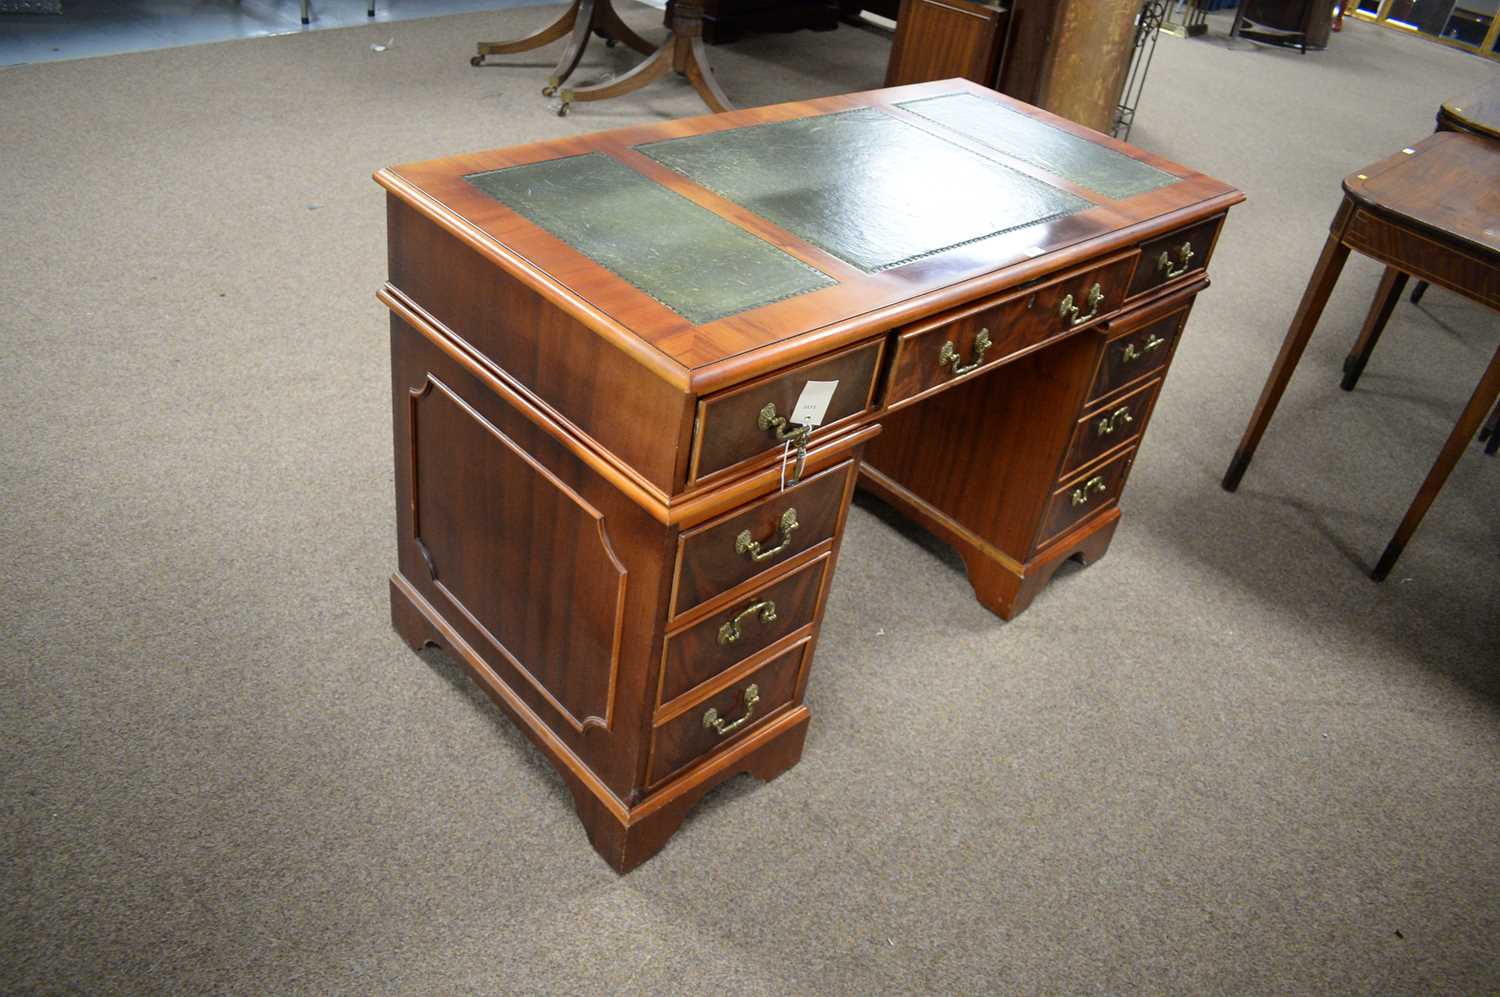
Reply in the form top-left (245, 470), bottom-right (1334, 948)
top-left (703, 683), bottom-right (759, 737)
top-left (735, 507), bottom-right (799, 563)
top-left (1059, 283), bottom-right (1104, 327)
top-left (717, 599), bottom-right (778, 645)
top-left (758, 402), bottom-right (810, 445)
top-left (1096, 406), bottom-right (1134, 437)
top-left (1158, 241), bottom-right (1195, 279)
top-left (1070, 475), bottom-right (1108, 507)
top-left (937, 327), bottom-right (992, 376)
top-left (1120, 333), bottom-right (1167, 364)
top-left (757, 403), bottom-right (809, 484)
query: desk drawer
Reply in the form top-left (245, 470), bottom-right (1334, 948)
top-left (690, 340), bottom-right (882, 482)
top-left (1126, 216), bottom-right (1222, 300)
top-left (1061, 378), bottom-right (1159, 477)
top-left (1086, 309), bottom-right (1187, 406)
top-left (648, 641), bottom-right (807, 786)
top-left (659, 554), bottom-right (827, 708)
top-left (885, 254), bottom-right (1137, 408)
top-left (1038, 446), bottom-right (1136, 548)
top-left (672, 459), bottom-right (856, 618)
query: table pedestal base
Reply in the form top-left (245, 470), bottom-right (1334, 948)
top-left (559, 23), bottom-right (731, 115)
top-left (471, 0), bottom-right (654, 97)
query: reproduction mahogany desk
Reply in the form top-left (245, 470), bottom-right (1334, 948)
top-left (376, 80), bottom-right (1242, 871)
top-left (1223, 131), bottom-right (1500, 580)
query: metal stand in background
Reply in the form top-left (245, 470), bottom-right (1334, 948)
top-left (1230, 0), bottom-right (1317, 53)
top-left (1114, 0), bottom-right (1168, 140)
top-left (1159, 0), bottom-right (1209, 38)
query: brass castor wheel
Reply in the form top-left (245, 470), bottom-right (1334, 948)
top-left (542, 84), bottom-right (558, 97)
top-left (606, 37), bottom-right (617, 47)
top-left (557, 101), bottom-right (571, 117)
top-left (470, 55), bottom-right (484, 67)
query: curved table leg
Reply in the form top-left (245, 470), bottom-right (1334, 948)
top-left (1370, 338), bottom-right (1500, 580)
top-left (542, 0), bottom-right (600, 95)
top-left (1340, 266), bottom-right (1408, 391)
top-left (556, 0), bottom-right (733, 116)
top-left (683, 36), bottom-right (734, 113)
top-left (601, 1), bottom-right (657, 55)
top-left (472, 0), bottom-right (579, 64)
top-left (558, 34), bottom-right (673, 114)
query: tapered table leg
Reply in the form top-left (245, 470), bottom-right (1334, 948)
top-left (1223, 227), bottom-right (1351, 491)
top-left (1371, 338), bottom-right (1500, 580)
top-left (1341, 266), bottom-right (1408, 390)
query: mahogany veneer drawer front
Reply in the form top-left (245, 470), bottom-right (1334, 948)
top-left (1061, 378), bottom-right (1160, 477)
top-left (1038, 446), bottom-right (1137, 547)
top-left (648, 640), bottom-right (809, 787)
top-left (672, 459), bottom-right (857, 618)
top-left (1087, 308), bottom-right (1188, 405)
top-left (690, 339), bottom-right (884, 482)
top-left (1126, 215), bottom-right (1223, 300)
top-left (885, 253), bottom-right (1138, 408)
top-left (659, 553), bottom-right (829, 707)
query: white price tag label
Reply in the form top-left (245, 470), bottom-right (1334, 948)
top-left (791, 380), bottom-right (838, 428)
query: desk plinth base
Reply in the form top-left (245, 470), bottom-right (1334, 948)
top-left (858, 466), bottom-right (1121, 621)
top-left (390, 572), bottom-right (809, 873)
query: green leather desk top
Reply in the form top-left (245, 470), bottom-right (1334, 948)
top-left (381, 80), bottom-right (1242, 376)
top-left (636, 107), bottom-right (1089, 274)
top-left (467, 152), bottom-right (835, 325)
top-left (896, 93), bottom-right (1178, 201)
top-left (466, 103), bottom-right (1105, 323)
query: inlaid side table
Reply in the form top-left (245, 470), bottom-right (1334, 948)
top-left (1222, 131), bottom-right (1500, 580)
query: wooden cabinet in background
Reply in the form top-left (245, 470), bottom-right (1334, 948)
top-left (885, 0), bottom-right (1008, 88)
top-left (887, 0), bottom-right (1142, 134)
top-left (692, 0), bottom-right (843, 44)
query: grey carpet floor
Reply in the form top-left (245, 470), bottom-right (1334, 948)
top-left (2, 8), bottom-right (1498, 994)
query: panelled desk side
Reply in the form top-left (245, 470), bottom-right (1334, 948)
top-left (377, 80), bottom-right (1243, 871)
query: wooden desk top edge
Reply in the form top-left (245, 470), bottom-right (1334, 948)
top-left (376, 79), bottom-right (1244, 395)
top-left (1340, 131), bottom-right (1500, 259)
top-left (1440, 77), bottom-right (1500, 140)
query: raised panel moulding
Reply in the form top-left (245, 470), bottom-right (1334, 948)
top-left (408, 376), bottom-right (626, 732)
